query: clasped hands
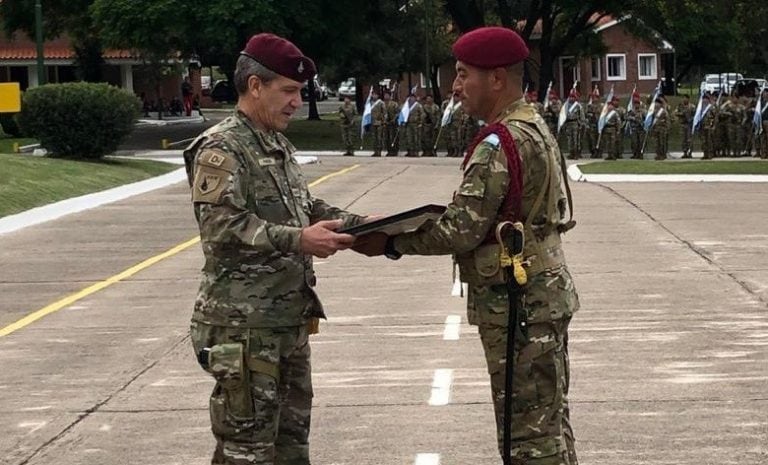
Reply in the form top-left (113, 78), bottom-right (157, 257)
top-left (299, 217), bottom-right (389, 258)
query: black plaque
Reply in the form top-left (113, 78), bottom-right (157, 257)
top-left (339, 204), bottom-right (447, 236)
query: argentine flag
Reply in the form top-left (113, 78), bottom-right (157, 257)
top-left (692, 90), bottom-right (705, 134)
top-left (643, 81), bottom-right (662, 132)
top-left (360, 87), bottom-right (373, 140)
top-left (441, 100), bottom-right (460, 127)
top-left (597, 85), bottom-right (614, 134)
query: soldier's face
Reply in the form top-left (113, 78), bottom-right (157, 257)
top-left (453, 61), bottom-right (491, 119)
top-left (248, 74), bottom-right (303, 132)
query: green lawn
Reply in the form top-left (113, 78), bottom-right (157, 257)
top-left (0, 153), bottom-right (178, 218)
top-left (579, 160), bottom-right (768, 175)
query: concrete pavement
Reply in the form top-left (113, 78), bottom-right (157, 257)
top-left (1, 157), bottom-right (767, 464)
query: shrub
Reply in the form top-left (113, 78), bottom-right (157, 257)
top-left (0, 113), bottom-right (20, 138)
top-left (19, 82), bottom-right (140, 159)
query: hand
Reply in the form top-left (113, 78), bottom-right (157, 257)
top-left (352, 232), bottom-right (388, 257)
top-left (300, 220), bottom-right (356, 258)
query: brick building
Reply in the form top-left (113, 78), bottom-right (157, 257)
top-left (0, 31), bottom-right (201, 102)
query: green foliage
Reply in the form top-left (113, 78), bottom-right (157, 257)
top-left (19, 82), bottom-right (139, 159)
top-left (0, 114), bottom-right (22, 138)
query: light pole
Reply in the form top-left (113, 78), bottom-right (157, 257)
top-left (35, 0), bottom-right (46, 85)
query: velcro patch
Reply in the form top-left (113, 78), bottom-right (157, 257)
top-left (258, 158), bottom-right (276, 166)
top-left (197, 173), bottom-right (221, 195)
top-left (207, 153), bottom-right (226, 167)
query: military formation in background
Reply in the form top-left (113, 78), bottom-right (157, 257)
top-left (340, 84), bottom-right (768, 160)
top-left (339, 88), bottom-right (480, 157)
top-left (527, 84), bottom-right (768, 161)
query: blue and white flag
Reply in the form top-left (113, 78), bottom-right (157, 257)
top-left (643, 81), bottom-right (662, 132)
top-left (597, 85), bottom-right (614, 134)
top-left (543, 82), bottom-right (553, 110)
top-left (360, 86), bottom-right (373, 140)
top-left (692, 90), bottom-right (705, 134)
top-left (397, 101), bottom-right (409, 126)
top-left (755, 85), bottom-right (765, 136)
top-left (441, 100), bottom-right (460, 127)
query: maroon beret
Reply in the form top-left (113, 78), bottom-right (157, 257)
top-left (452, 27), bottom-right (529, 69)
top-left (241, 33), bottom-right (316, 82)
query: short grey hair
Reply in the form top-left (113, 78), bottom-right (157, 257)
top-left (234, 55), bottom-right (278, 95)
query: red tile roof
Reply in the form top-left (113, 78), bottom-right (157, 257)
top-left (0, 32), bottom-right (138, 60)
top-left (518, 13), bottom-right (617, 38)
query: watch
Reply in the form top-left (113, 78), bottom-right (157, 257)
top-left (384, 236), bottom-right (402, 260)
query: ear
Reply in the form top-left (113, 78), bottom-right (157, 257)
top-left (247, 75), bottom-right (263, 98)
top-left (489, 67), bottom-right (506, 91)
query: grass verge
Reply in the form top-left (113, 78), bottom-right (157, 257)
top-left (0, 153), bottom-right (178, 218)
top-left (0, 138), bottom-right (38, 153)
top-left (579, 160), bottom-right (768, 175)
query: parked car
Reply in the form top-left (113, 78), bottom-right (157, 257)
top-left (731, 78), bottom-right (768, 98)
top-left (301, 78), bottom-right (325, 101)
top-left (338, 78), bottom-right (356, 100)
top-left (699, 73), bottom-right (744, 95)
top-left (210, 80), bottom-right (237, 103)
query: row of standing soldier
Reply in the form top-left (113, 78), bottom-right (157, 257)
top-left (532, 88), bottom-right (768, 160)
top-left (338, 90), bottom-right (480, 157)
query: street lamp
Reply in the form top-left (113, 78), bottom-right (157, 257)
top-left (35, 0), bottom-right (46, 85)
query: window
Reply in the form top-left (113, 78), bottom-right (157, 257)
top-left (638, 54), bottom-right (657, 80)
top-left (591, 57), bottom-right (601, 81)
top-left (606, 54), bottom-right (626, 81)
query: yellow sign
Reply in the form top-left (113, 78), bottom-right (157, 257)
top-left (0, 82), bottom-right (21, 113)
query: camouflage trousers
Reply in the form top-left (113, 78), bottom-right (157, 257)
top-left (762, 123), bottom-right (768, 158)
top-left (629, 128), bottom-right (644, 159)
top-left (385, 123), bottom-right (399, 155)
top-left (191, 322), bottom-right (313, 465)
top-left (422, 124), bottom-right (436, 156)
top-left (703, 129), bottom-right (716, 159)
top-left (564, 122), bottom-right (580, 159)
top-left (447, 126), bottom-right (462, 157)
top-left (653, 129), bottom-right (668, 160)
top-left (727, 124), bottom-right (742, 156)
top-left (681, 125), bottom-right (693, 156)
top-left (371, 124), bottom-right (385, 156)
top-left (598, 128), bottom-right (617, 160)
top-left (405, 123), bottom-right (421, 156)
top-left (586, 128), bottom-right (598, 157)
top-left (341, 125), bottom-right (355, 154)
top-left (466, 267), bottom-right (580, 465)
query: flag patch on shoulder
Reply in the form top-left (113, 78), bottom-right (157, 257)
top-left (482, 133), bottom-right (501, 148)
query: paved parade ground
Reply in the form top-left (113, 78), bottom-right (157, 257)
top-left (1, 156), bottom-right (767, 465)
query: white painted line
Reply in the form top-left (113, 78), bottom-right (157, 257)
top-left (414, 453), bottom-right (440, 465)
top-left (451, 278), bottom-right (467, 297)
top-left (428, 369), bottom-right (453, 406)
top-left (443, 315), bottom-right (461, 341)
top-left (0, 168), bottom-right (187, 236)
top-left (569, 163), bottom-right (768, 183)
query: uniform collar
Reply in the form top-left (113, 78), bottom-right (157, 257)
top-left (235, 109), bottom-right (292, 157)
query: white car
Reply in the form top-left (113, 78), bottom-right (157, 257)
top-left (338, 78), bottom-right (356, 100)
top-left (700, 73), bottom-right (744, 95)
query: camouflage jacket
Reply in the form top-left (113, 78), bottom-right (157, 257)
top-left (406, 102), bottom-right (424, 125)
top-left (652, 106), bottom-right (669, 132)
top-left (626, 103), bottom-right (647, 130)
top-left (385, 100), bottom-right (400, 125)
top-left (393, 99), bottom-right (578, 327)
top-left (183, 110), bottom-right (364, 328)
top-left (564, 101), bottom-right (585, 124)
top-left (702, 105), bottom-right (717, 130)
top-left (422, 103), bottom-right (441, 127)
top-left (675, 102), bottom-right (695, 125)
top-left (339, 103), bottom-right (357, 127)
top-left (371, 99), bottom-right (386, 126)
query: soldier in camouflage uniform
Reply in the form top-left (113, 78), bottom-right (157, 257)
top-left (183, 33), bottom-right (364, 465)
top-left (355, 27), bottom-right (579, 465)
top-left (422, 95), bottom-right (441, 156)
top-left (716, 95), bottom-right (731, 157)
top-left (384, 91), bottom-right (400, 156)
top-left (761, 90), bottom-right (768, 159)
top-left (530, 90), bottom-right (545, 117)
top-left (585, 91), bottom-right (601, 158)
top-left (727, 95), bottom-right (745, 156)
top-left (403, 94), bottom-right (424, 157)
top-left (338, 96), bottom-right (357, 156)
top-left (563, 89), bottom-right (585, 159)
top-left (543, 90), bottom-right (561, 137)
top-left (626, 92), bottom-right (647, 159)
top-left (370, 90), bottom-right (387, 157)
top-left (701, 94), bottom-right (717, 159)
top-left (598, 99), bottom-right (621, 160)
top-left (442, 93), bottom-right (464, 157)
top-left (651, 97), bottom-right (670, 160)
top-left (743, 98), bottom-right (755, 157)
top-left (675, 94), bottom-right (695, 158)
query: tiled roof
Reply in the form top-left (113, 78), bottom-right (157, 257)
top-left (0, 32), bottom-right (138, 60)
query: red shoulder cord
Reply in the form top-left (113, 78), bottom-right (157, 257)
top-left (462, 123), bottom-right (524, 241)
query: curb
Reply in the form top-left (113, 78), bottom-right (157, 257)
top-left (569, 163), bottom-right (768, 183)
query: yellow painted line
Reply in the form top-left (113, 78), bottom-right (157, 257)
top-left (0, 163), bottom-right (361, 338)
top-left (308, 164), bottom-right (359, 187)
